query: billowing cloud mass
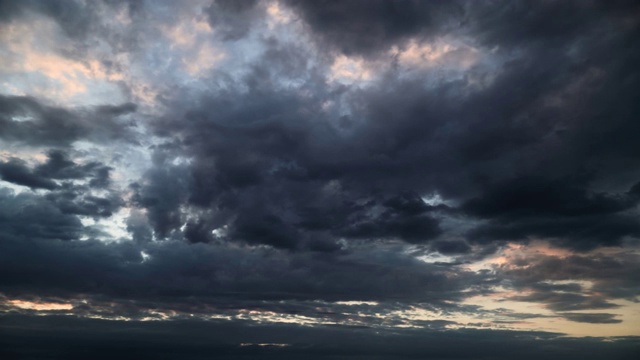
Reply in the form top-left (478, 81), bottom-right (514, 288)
top-left (1, 1), bottom-right (639, 359)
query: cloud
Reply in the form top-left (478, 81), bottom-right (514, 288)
top-left (561, 313), bottom-right (623, 324)
top-left (123, 0), bottom-right (640, 256)
top-left (45, 188), bottom-right (122, 218)
top-left (0, 95), bottom-right (137, 146)
top-left (498, 249), bottom-right (640, 302)
top-left (0, 158), bottom-right (58, 190)
top-left (0, 149), bottom-right (122, 221)
top-left (463, 177), bottom-right (640, 249)
top-left (205, 0), bottom-right (261, 41)
top-left (1, 0), bottom-right (640, 354)
top-left (285, 0), bottom-right (464, 56)
top-left (130, 162), bottom-right (191, 239)
top-left (467, 0), bottom-right (640, 48)
top-left (508, 291), bottom-right (620, 312)
top-left (0, 0), bottom-right (96, 39)
top-left (1, 149), bottom-right (114, 189)
top-left (0, 188), bottom-right (84, 241)
top-left (0, 232), bottom-right (482, 303)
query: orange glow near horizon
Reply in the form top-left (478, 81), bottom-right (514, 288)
top-left (8, 299), bottom-right (73, 311)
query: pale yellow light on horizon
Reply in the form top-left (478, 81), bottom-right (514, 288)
top-left (8, 299), bottom-right (73, 311)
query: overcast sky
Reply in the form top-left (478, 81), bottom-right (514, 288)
top-left (1, 1), bottom-right (639, 358)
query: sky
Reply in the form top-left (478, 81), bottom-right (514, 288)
top-left (0, 0), bottom-right (639, 359)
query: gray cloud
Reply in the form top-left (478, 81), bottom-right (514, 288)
top-left (0, 232), bottom-right (484, 303)
top-left (0, 189), bottom-right (84, 242)
top-left (285, 0), bottom-right (464, 56)
top-left (0, 158), bottom-right (58, 190)
top-left (0, 95), bottom-right (138, 147)
top-left (561, 313), bottom-right (623, 324)
top-left (0, 150), bottom-right (122, 219)
top-left (133, 15), bottom-right (640, 252)
top-left (206, 0), bottom-right (261, 41)
top-left (1, 150), bottom-right (114, 190)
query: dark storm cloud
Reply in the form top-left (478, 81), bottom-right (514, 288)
top-left (285, 0), bottom-right (640, 58)
top-left (467, 214), bottom-right (640, 250)
top-left (430, 239), bottom-right (472, 255)
top-left (0, 95), bottom-right (138, 146)
top-left (0, 233), bottom-right (484, 303)
top-left (448, 0), bottom-right (640, 250)
top-left (463, 177), bottom-right (640, 249)
top-left (230, 210), bottom-right (300, 249)
top-left (467, 0), bottom-right (640, 48)
top-left (133, 0), bottom-right (640, 253)
top-left (0, 150), bottom-right (122, 219)
top-left (0, 150), bottom-right (114, 190)
top-left (340, 206), bottom-right (441, 244)
top-left (125, 209), bottom-right (153, 244)
top-left (0, 158), bottom-right (58, 190)
top-left (285, 0), bottom-right (464, 56)
top-left (130, 160), bottom-right (191, 239)
top-left (463, 177), bottom-right (640, 219)
top-left (0, 189), bottom-right (84, 241)
top-left (450, 1), bottom-right (640, 183)
top-left (45, 186), bottom-right (122, 218)
top-left (137, 65), bottom-right (450, 247)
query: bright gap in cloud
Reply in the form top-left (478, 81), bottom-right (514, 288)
top-left (8, 299), bottom-right (73, 311)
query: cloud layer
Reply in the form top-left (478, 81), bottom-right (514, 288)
top-left (1, 0), bottom-right (639, 358)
